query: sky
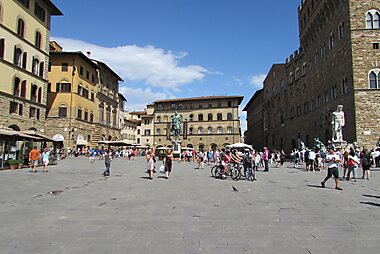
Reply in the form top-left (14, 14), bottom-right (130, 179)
top-left (50, 0), bottom-right (301, 131)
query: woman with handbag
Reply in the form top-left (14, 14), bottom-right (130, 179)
top-left (165, 149), bottom-right (173, 179)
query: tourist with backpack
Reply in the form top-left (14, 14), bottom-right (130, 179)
top-left (242, 149), bottom-right (254, 180)
top-left (361, 149), bottom-right (371, 180)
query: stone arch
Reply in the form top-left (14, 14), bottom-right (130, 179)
top-left (9, 124), bottom-right (20, 131)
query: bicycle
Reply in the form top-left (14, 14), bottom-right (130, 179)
top-left (245, 164), bottom-right (256, 181)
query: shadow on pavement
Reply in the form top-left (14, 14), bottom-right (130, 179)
top-left (360, 201), bottom-right (380, 207)
top-left (307, 184), bottom-right (325, 189)
top-left (363, 194), bottom-right (380, 199)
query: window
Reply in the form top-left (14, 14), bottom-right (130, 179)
top-left (13, 77), bottom-right (21, 96)
top-left (106, 108), bottom-right (111, 126)
top-left (29, 107), bottom-right (39, 119)
top-left (227, 113), bottom-right (233, 121)
top-left (20, 80), bottom-right (26, 97)
top-left (61, 63), bottom-right (68, 72)
top-left (199, 103), bottom-right (203, 108)
top-left (34, 2), bottom-right (46, 22)
top-left (91, 92), bottom-right (95, 101)
top-left (157, 116), bottom-right (161, 123)
top-left (77, 85), bottom-right (83, 95)
top-left (91, 75), bottom-right (95, 83)
top-left (17, 0), bottom-right (29, 8)
top-left (342, 78), bottom-right (348, 94)
top-left (217, 101), bottom-right (222, 107)
top-left (332, 84), bottom-right (337, 99)
top-left (17, 18), bottom-right (25, 38)
top-left (144, 130), bottom-right (151, 136)
top-left (208, 102), bottom-right (212, 108)
top-left (302, 62), bottom-right (307, 75)
top-left (338, 22), bottom-right (345, 39)
top-left (37, 87), bottom-right (42, 103)
top-left (227, 127), bottom-right (233, 134)
top-left (171, 103), bottom-right (176, 109)
top-left (35, 31), bottom-right (42, 48)
top-left (217, 113), bottom-right (222, 121)
top-left (189, 114), bottom-right (193, 121)
top-left (208, 113), bottom-right (213, 121)
top-left (198, 127), bottom-right (203, 134)
top-left (289, 72), bottom-right (294, 83)
top-left (329, 32), bottom-right (335, 49)
top-left (366, 10), bottom-right (380, 29)
top-left (0, 39), bottom-right (5, 59)
top-left (217, 127), bottom-right (222, 134)
top-left (58, 106), bottom-right (67, 118)
top-left (79, 66), bottom-right (83, 75)
top-left (10, 101), bottom-right (23, 115)
top-left (144, 119), bottom-right (150, 125)
top-left (39, 62), bottom-right (44, 77)
top-left (22, 52), bottom-right (27, 69)
top-left (13, 47), bottom-right (22, 66)
top-left (198, 114), bottom-right (203, 121)
top-left (373, 43), bottom-right (379, 49)
top-left (90, 112), bottom-right (94, 123)
top-left (112, 110), bottom-right (117, 126)
top-left (77, 108), bottom-right (82, 119)
top-left (30, 84), bottom-right (37, 102)
top-left (84, 110), bottom-right (89, 121)
top-left (178, 103), bottom-right (183, 109)
top-left (295, 67), bottom-right (300, 80)
top-left (82, 88), bottom-right (89, 99)
top-left (156, 128), bottom-right (161, 135)
top-left (189, 127), bottom-right (193, 135)
top-left (32, 57), bottom-right (39, 75)
top-left (228, 101), bottom-right (232, 107)
top-left (56, 83), bottom-right (71, 92)
top-left (369, 70), bottom-right (380, 89)
top-left (86, 71), bottom-right (89, 79)
top-left (208, 127), bottom-right (212, 134)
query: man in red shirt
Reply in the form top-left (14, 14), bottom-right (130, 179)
top-left (29, 146), bottom-right (41, 173)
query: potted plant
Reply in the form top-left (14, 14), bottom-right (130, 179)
top-left (17, 159), bottom-right (23, 169)
top-left (7, 159), bottom-right (19, 170)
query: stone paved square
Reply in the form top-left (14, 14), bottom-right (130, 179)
top-left (0, 157), bottom-right (379, 254)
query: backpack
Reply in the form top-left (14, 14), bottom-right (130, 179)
top-left (243, 154), bottom-right (251, 165)
top-left (362, 157), bottom-right (369, 167)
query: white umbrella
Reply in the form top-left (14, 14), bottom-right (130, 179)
top-left (227, 143), bottom-right (253, 150)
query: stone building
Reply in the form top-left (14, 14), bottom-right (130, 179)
top-left (245, 0), bottom-right (380, 152)
top-left (243, 89), bottom-right (264, 148)
top-left (120, 111), bottom-right (138, 145)
top-left (0, 0), bottom-right (62, 132)
top-left (153, 96), bottom-right (243, 150)
top-left (46, 43), bottom-right (123, 148)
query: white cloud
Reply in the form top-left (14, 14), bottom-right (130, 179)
top-left (52, 37), bottom-right (208, 91)
top-left (119, 86), bottom-right (171, 112)
top-left (249, 74), bottom-right (266, 89)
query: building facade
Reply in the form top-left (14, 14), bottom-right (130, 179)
top-left (245, 0), bottom-right (380, 152)
top-left (0, 0), bottom-right (62, 132)
top-left (46, 44), bottom-right (123, 148)
top-left (153, 96), bottom-right (243, 150)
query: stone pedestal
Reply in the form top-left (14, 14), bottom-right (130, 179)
top-left (331, 140), bottom-right (347, 150)
top-left (172, 140), bottom-right (181, 159)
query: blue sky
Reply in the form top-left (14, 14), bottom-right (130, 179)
top-left (51, 0), bottom-right (301, 130)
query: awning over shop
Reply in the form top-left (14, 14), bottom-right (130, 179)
top-left (0, 128), bottom-right (42, 141)
top-left (98, 141), bottom-right (132, 146)
top-left (21, 130), bottom-right (55, 142)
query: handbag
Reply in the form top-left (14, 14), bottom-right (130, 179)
top-left (159, 164), bottom-right (165, 173)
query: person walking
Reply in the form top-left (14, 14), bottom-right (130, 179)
top-left (263, 147), bottom-right (270, 172)
top-left (103, 149), bottom-right (112, 177)
top-left (361, 149), bottom-right (371, 180)
top-left (29, 146), bottom-right (41, 173)
top-left (165, 149), bottom-right (173, 179)
top-left (146, 151), bottom-right (155, 180)
top-left (346, 149), bottom-right (359, 181)
top-left (321, 147), bottom-right (343, 190)
top-left (42, 148), bottom-right (50, 172)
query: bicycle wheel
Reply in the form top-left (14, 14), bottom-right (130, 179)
top-left (247, 169), bottom-right (254, 181)
top-left (210, 165), bottom-right (217, 177)
top-left (231, 166), bottom-right (241, 181)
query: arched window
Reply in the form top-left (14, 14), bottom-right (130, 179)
top-left (77, 107), bottom-right (82, 119)
top-left (22, 52), bottom-right (27, 68)
top-left (13, 47), bottom-right (22, 66)
top-left (289, 72), bottom-right (294, 83)
top-left (207, 127), bottom-right (212, 134)
top-left (366, 10), bottom-right (380, 29)
top-left (207, 113), bottom-right (213, 121)
top-left (295, 67), bottom-right (300, 80)
top-left (39, 62), bottom-right (44, 77)
top-left (302, 62), bottom-right (307, 75)
top-left (13, 77), bottom-right (21, 96)
top-left (17, 18), bottom-right (25, 38)
top-left (84, 110), bottom-right (89, 121)
top-left (189, 127), bottom-right (193, 134)
top-left (217, 127), bottom-right (222, 134)
top-left (35, 31), bottom-right (42, 48)
top-left (369, 70), bottom-right (379, 89)
top-left (0, 38), bottom-right (4, 59)
top-left (32, 57), bottom-right (39, 74)
top-left (20, 80), bottom-right (26, 98)
top-left (90, 112), bottom-right (94, 122)
top-left (189, 114), bottom-right (193, 121)
top-left (198, 127), bottom-right (203, 134)
top-left (217, 113), bottom-right (222, 121)
top-left (30, 84), bottom-right (37, 102)
top-left (156, 128), bottom-right (161, 135)
top-left (37, 87), bottom-right (42, 103)
top-left (198, 114), bottom-right (203, 121)
top-left (227, 113), bottom-right (233, 121)
top-left (227, 127), bottom-right (233, 134)
top-left (156, 116), bottom-right (161, 123)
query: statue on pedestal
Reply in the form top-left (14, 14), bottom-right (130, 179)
top-left (331, 105), bottom-right (345, 142)
top-left (170, 111), bottom-right (182, 139)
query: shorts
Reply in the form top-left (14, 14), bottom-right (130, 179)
top-left (43, 160), bottom-right (49, 166)
top-left (327, 167), bottom-right (339, 179)
top-left (31, 160), bottom-right (39, 166)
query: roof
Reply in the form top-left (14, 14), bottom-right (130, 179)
top-left (243, 89), bottom-right (264, 111)
top-left (50, 51), bottom-right (99, 69)
top-left (118, 93), bottom-right (127, 102)
top-left (93, 60), bottom-right (124, 82)
top-left (130, 111), bottom-right (147, 115)
top-left (124, 118), bottom-right (140, 124)
top-left (154, 95), bottom-right (244, 104)
top-left (43, 0), bottom-right (63, 16)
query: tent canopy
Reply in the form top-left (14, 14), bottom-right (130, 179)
top-left (226, 143), bottom-right (253, 150)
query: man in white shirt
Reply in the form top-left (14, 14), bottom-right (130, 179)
top-left (308, 149), bottom-right (316, 171)
top-left (321, 147), bottom-right (343, 190)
